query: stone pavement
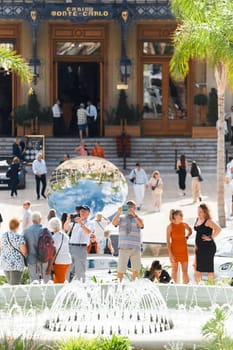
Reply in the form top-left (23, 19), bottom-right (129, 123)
top-left (0, 164), bottom-right (232, 245)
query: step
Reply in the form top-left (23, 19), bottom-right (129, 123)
top-left (0, 137), bottom-right (218, 172)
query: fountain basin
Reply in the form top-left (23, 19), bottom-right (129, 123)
top-left (0, 282), bottom-right (233, 349)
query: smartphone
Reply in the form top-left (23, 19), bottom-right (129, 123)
top-left (122, 204), bottom-right (130, 213)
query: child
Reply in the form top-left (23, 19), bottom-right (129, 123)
top-left (166, 209), bottom-right (192, 284)
top-left (147, 170), bottom-right (163, 212)
top-left (144, 260), bottom-right (171, 283)
top-left (87, 233), bottom-right (99, 254)
top-left (224, 175), bottom-right (233, 219)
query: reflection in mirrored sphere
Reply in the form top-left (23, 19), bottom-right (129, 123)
top-left (47, 156), bottom-right (128, 218)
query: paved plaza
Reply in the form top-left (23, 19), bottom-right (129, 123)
top-left (0, 163), bottom-right (232, 246)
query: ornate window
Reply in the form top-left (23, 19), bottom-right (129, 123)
top-left (143, 41), bottom-right (173, 56)
top-left (56, 41), bottom-right (102, 56)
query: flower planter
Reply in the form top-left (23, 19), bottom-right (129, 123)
top-left (38, 123), bottom-right (53, 136)
top-left (17, 125), bottom-right (34, 137)
top-left (17, 123), bottom-right (53, 137)
top-left (192, 126), bottom-right (217, 138)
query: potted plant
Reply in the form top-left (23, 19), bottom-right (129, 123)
top-left (15, 89), bottom-right (53, 136)
top-left (194, 87), bottom-right (208, 126)
top-left (104, 90), bottom-right (142, 136)
top-left (207, 87), bottom-right (218, 126)
top-left (37, 106), bottom-right (53, 136)
top-left (13, 104), bottom-right (32, 136)
top-left (192, 87), bottom-right (217, 138)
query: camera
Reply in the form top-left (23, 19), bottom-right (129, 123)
top-left (122, 204), bottom-right (130, 213)
top-left (70, 213), bottom-right (80, 222)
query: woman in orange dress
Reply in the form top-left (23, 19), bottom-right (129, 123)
top-left (166, 209), bottom-right (192, 284)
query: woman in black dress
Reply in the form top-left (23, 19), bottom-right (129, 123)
top-left (176, 154), bottom-right (188, 196)
top-left (7, 157), bottom-right (20, 197)
top-left (194, 203), bottom-right (221, 284)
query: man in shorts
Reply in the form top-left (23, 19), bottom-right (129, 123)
top-left (77, 103), bottom-right (88, 139)
top-left (112, 200), bottom-right (144, 281)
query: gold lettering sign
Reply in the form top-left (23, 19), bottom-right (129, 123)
top-left (121, 11), bottom-right (128, 22)
top-left (50, 7), bottom-right (109, 18)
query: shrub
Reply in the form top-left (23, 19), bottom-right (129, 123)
top-left (56, 335), bottom-right (133, 350)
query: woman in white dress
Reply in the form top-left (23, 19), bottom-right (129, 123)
top-left (147, 170), bottom-right (163, 212)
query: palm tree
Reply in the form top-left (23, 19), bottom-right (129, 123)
top-left (170, 0), bottom-right (233, 227)
top-left (0, 47), bottom-right (32, 83)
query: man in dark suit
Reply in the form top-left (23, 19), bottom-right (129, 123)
top-left (12, 138), bottom-right (22, 159)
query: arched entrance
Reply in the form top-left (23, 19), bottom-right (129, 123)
top-left (0, 24), bottom-right (21, 136)
top-left (50, 23), bottom-right (107, 137)
top-left (137, 23), bottom-right (195, 136)
top-left (57, 61), bottom-right (100, 136)
top-left (0, 69), bottom-right (12, 135)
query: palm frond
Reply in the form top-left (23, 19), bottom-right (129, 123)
top-left (170, 15), bottom-right (233, 85)
top-left (0, 47), bottom-right (32, 84)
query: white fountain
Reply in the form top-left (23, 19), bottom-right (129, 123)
top-left (45, 280), bottom-right (174, 336)
top-left (0, 281), bottom-right (233, 349)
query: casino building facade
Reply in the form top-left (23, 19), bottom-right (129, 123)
top-left (0, 0), bottom-right (231, 137)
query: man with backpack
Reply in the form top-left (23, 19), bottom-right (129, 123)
top-left (64, 205), bottom-right (94, 282)
top-left (23, 211), bottom-right (55, 283)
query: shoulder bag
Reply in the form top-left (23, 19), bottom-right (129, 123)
top-left (129, 170), bottom-right (136, 183)
top-left (152, 179), bottom-right (163, 194)
top-left (53, 233), bottom-right (64, 264)
top-left (6, 232), bottom-right (27, 267)
top-left (68, 222), bottom-right (75, 238)
top-left (198, 174), bottom-right (203, 182)
top-left (97, 221), bottom-right (105, 232)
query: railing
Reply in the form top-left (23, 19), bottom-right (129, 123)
top-left (174, 149), bottom-right (177, 170)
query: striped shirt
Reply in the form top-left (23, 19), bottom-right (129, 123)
top-left (118, 215), bottom-right (142, 251)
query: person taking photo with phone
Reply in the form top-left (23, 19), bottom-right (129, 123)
top-left (112, 200), bottom-right (144, 282)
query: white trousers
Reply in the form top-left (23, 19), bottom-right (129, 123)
top-left (225, 197), bottom-right (232, 219)
top-left (133, 184), bottom-right (145, 208)
top-left (192, 177), bottom-right (201, 202)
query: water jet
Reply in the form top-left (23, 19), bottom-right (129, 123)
top-left (0, 281), bottom-right (233, 349)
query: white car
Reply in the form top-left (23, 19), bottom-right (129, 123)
top-left (0, 159), bottom-right (26, 189)
top-left (86, 255), bottom-right (118, 282)
top-left (214, 236), bottom-right (233, 283)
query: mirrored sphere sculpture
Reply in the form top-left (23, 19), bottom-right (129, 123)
top-left (47, 156), bottom-right (128, 218)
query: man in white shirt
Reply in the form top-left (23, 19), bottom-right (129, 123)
top-left (225, 105), bottom-right (233, 145)
top-left (128, 163), bottom-right (148, 210)
top-left (226, 157), bottom-right (233, 179)
top-left (64, 205), bottom-right (94, 281)
top-left (86, 100), bottom-right (97, 137)
top-left (32, 153), bottom-right (47, 200)
top-left (52, 99), bottom-right (63, 136)
top-left (216, 118), bottom-right (229, 142)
